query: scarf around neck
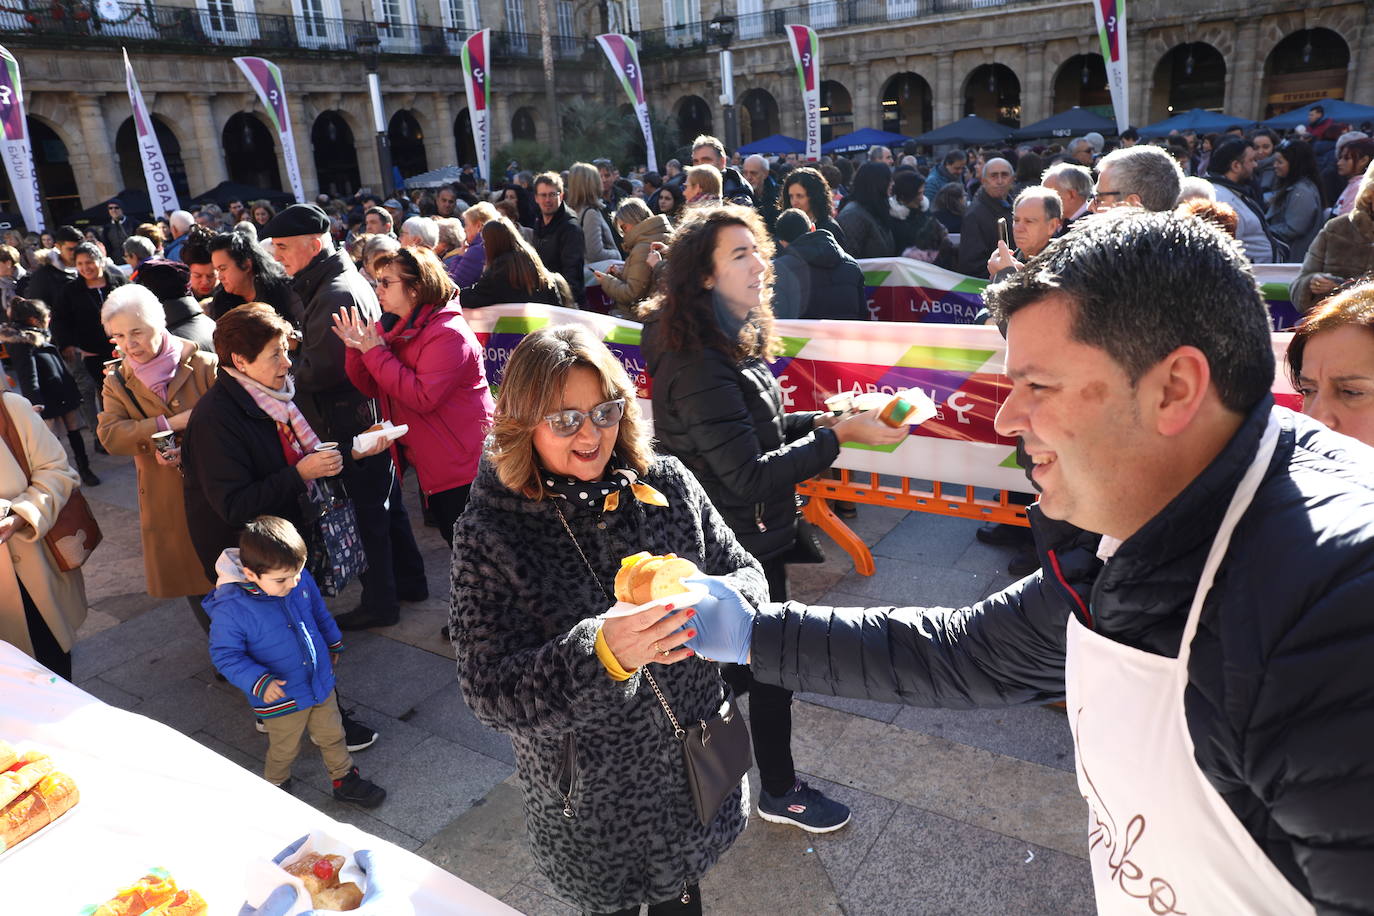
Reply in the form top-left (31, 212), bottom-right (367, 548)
top-left (131, 331), bottom-right (180, 402)
top-left (223, 366), bottom-right (321, 455)
top-left (540, 457), bottom-right (667, 513)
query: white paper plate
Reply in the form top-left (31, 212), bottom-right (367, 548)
top-left (600, 583), bottom-right (709, 619)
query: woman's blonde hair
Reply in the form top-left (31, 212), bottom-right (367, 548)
top-left (1355, 160), bottom-right (1374, 217)
top-left (565, 162), bottom-right (604, 212)
top-left (489, 324), bottom-right (651, 499)
top-left (464, 201), bottom-right (499, 231)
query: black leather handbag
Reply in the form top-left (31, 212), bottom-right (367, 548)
top-left (644, 670), bottom-right (753, 825)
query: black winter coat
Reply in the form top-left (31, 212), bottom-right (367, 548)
top-left (771, 229), bottom-right (867, 320)
top-left (0, 324), bottom-right (82, 418)
top-left (643, 317), bottom-right (840, 561)
top-left (450, 457), bottom-right (766, 911)
top-left (19, 263), bottom-right (73, 311)
top-left (532, 205), bottom-right (586, 305)
top-left (160, 296), bottom-right (215, 353)
top-left (208, 275), bottom-right (305, 327)
top-left (459, 254), bottom-right (572, 310)
top-left (751, 402), bottom-right (1374, 914)
top-left (956, 189), bottom-right (1013, 278)
top-left (181, 370), bottom-right (309, 579)
top-left (53, 270), bottom-right (126, 358)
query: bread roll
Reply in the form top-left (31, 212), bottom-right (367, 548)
top-left (148, 889), bottom-right (209, 916)
top-left (614, 553), bottom-right (701, 605)
top-left (313, 881), bottom-right (364, 910)
top-left (0, 770), bottom-right (78, 852)
top-left (0, 751), bottom-right (53, 809)
top-left (614, 552), bottom-right (652, 602)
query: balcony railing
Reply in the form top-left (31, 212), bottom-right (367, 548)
top-left (0, 1), bottom-right (595, 61)
top-left (638, 0), bottom-right (1026, 54)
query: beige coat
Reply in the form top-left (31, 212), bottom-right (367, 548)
top-left (97, 336), bottom-right (217, 598)
top-left (0, 391), bottom-right (87, 657)
top-left (598, 214), bottom-right (671, 309)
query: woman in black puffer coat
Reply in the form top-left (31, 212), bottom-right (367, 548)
top-left (641, 205), bottom-right (906, 832)
top-left (449, 325), bottom-right (766, 914)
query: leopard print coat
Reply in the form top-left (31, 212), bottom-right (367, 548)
top-left (450, 455), bottom-right (768, 911)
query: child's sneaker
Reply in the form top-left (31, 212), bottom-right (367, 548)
top-left (332, 766), bottom-right (386, 808)
top-left (757, 779), bottom-right (851, 833)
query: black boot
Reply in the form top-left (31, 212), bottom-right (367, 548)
top-left (68, 431), bottom-right (100, 487)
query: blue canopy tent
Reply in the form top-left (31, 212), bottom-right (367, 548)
top-left (738, 134), bottom-right (806, 155)
top-left (1138, 108), bottom-right (1253, 139)
top-left (1261, 98), bottom-right (1374, 130)
top-left (822, 127), bottom-right (914, 155)
top-left (912, 115), bottom-right (1014, 147)
top-left (1011, 107), bottom-right (1118, 140)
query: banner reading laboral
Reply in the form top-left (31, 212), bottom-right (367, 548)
top-left (1092, 0), bottom-right (1129, 133)
top-left (122, 49), bottom-right (179, 218)
top-left (460, 30), bottom-right (491, 187)
top-left (0, 45), bottom-right (42, 232)
top-left (785, 25), bottom-right (821, 162)
top-left (595, 33), bottom-right (657, 173)
top-left (232, 57), bottom-right (306, 204)
top-left (464, 303), bottom-right (1299, 495)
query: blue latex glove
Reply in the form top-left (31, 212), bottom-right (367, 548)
top-left (681, 575), bottom-right (755, 665)
top-left (240, 839), bottom-right (408, 916)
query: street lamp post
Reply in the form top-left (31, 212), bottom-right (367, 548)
top-left (708, 13), bottom-right (738, 154)
top-left (356, 23), bottom-right (395, 199)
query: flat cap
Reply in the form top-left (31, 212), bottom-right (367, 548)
top-left (259, 203), bottom-right (329, 239)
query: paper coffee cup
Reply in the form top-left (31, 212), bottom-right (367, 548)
top-left (824, 392), bottom-right (854, 414)
top-left (0, 498), bottom-right (12, 519)
top-left (315, 442), bottom-right (339, 453)
top-left (151, 430), bottom-right (177, 456)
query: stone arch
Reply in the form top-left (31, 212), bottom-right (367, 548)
top-left (1051, 54), bottom-right (1111, 113)
top-left (739, 88), bottom-right (779, 145)
top-left (222, 111), bottom-right (283, 191)
top-left (820, 80), bottom-right (852, 142)
top-left (1149, 43), bottom-right (1227, 123)
top-left (454, 109), bottom-right (476, 166)
top-left (674, 94), bottom-right (713, 148)
top-left (7, 115), bottom-right (80, 227)
top-left (388, 109), bottom-right (429, 178)
top-left (114, 115), bottom-right (192, 206)
top-left (880, 72), bottom-right (932, 137)
top-left (311, 111), bottom-right (361, 198)
top-left (511, 106), bottom-right (538, 142)
top-left (963, 63), bottom-right (1021, 127)
top-left (1261, 27), bottom-right (1351, 118)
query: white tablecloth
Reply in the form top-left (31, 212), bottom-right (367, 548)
top-left (0, 641), bottom-right (518, 914)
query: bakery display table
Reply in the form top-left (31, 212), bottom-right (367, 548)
top-left (0, 640), bottom-right (518, 914)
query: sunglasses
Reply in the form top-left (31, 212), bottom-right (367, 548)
top-left (376, 276), bottom-right (409, 289)
top-left (543, 398), bottom-right (625, 437)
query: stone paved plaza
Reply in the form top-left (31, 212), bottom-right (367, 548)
top-left (70, 448), bottom-right (1093, 915)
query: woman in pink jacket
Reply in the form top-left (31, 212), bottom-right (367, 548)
top-left (333, 246), bottom-right (494, 543)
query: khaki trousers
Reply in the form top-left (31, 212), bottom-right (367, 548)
top-left (261, 689), bottom-right (353, 785)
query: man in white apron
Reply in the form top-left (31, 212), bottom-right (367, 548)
top-left (691, 210), bottom-right (1374, 913)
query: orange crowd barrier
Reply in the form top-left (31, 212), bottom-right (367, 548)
top-left (798, 470), bottom-right (1031, 576)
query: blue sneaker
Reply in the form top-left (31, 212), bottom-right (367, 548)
top-left (757, 779), bottom-right (851, 833)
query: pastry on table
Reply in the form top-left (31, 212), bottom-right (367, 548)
top-left (285, 851), bottom-right (363, 911)
top-left (0, 770), bottom-right (78, 852)
top-left (614, 552), bottom-right (700, 605)
top-left (0, 750), bottom-right (55, 809)
top-left (84, 868), bottom-right (205, 916)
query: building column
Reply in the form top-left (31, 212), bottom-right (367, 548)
top-left (1128, 31), bottom-right (1149, 128)
top-left (1226, 18), bottom-right (1261, 119)
top-left (187, 94), bottom-right (228, 191)
top-left (75, 95), bottom-right (121, 202)
top-left (431, 91), bottom-right (457, 167)
top-left (934, 52), bottom-right (956, 128)
top-left (1022, 42), bottom-right (1047, 126)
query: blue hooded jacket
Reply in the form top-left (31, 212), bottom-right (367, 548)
top-left (205, 549), bottom-right (343, 717)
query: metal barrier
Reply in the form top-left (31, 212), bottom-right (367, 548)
top-left (798, 470), bottom-right (1030, 576)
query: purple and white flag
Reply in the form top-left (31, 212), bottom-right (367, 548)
top-left (123, 49), bottom-right (179, 217)
top-left (596, 33), bottom-right (657, 173)
top-left (233, 56), bottom-right (306, 203)
top-left (0, 45), bottom-right (42, 232)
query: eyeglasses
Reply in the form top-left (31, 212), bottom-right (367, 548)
top-left (1094, 190), bottom-right (1127, 201)
top-left (376, 276), bottom-right (407, 289)
top-left (542, 398), bottom-right (625, 437)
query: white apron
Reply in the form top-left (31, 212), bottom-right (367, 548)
top-left (1065, 413), bottom-right (1315, 916)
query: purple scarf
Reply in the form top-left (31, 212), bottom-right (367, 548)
top-left (131, 332), bottom-right (180, 402)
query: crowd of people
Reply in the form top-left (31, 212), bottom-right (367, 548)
top-left (0, 106), bottom-right (1369, 914)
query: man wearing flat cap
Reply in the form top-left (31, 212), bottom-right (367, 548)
top-left (259, 203), bottom-right (428, 631)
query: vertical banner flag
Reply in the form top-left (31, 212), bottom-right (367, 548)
top-left (595, 33), bottom-right (657, 173)
top-left (785, 26), bottom-right (820, 162)
top-left (232, 57), bottom-right (306, 203)
top-left (1092, 0), bottom-right (1129, 133)
top-left (460, 30), bottom-right (491, 187)
top-left (122, 49), bottom-right (179, 218)
top-left (0, 45), bottom-right (42, 232)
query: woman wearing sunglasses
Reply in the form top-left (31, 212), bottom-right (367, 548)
top-left (449, 324), bottom-right (767, 916)
top-left (333, 245), bottom-right (493, 544)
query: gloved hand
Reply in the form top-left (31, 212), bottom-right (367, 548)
top-left (680, 575), bottom-right (755, 665)
top-left (240, 840), bottom-right (406, 916)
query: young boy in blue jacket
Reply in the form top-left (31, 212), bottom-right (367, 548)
top-left (207, 515), bottom-right (386, 808)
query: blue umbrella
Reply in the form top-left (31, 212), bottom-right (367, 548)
top-left (1261, 98), bottom-right (1374, 130)
top-left (912, 115), bottom-right (1014, 147)
top-left (1138, 108), bottom-right (1254, 139)
top-left (1011, 107), bottom-right (1119, 140)
top-left (822, 127), bottom-right (915, 155)
top-left (738, 134), bottom-right (806, 155)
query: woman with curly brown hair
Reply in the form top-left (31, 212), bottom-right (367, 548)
top-left (640, 205), bottom-right (905, 834)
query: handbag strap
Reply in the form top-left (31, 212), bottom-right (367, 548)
top-left (552, 502), bottom-right (687, 740)
top-left (0, 394), bottom-right (33, 484)
top-left (109, 363), bottom-right (150, 420)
